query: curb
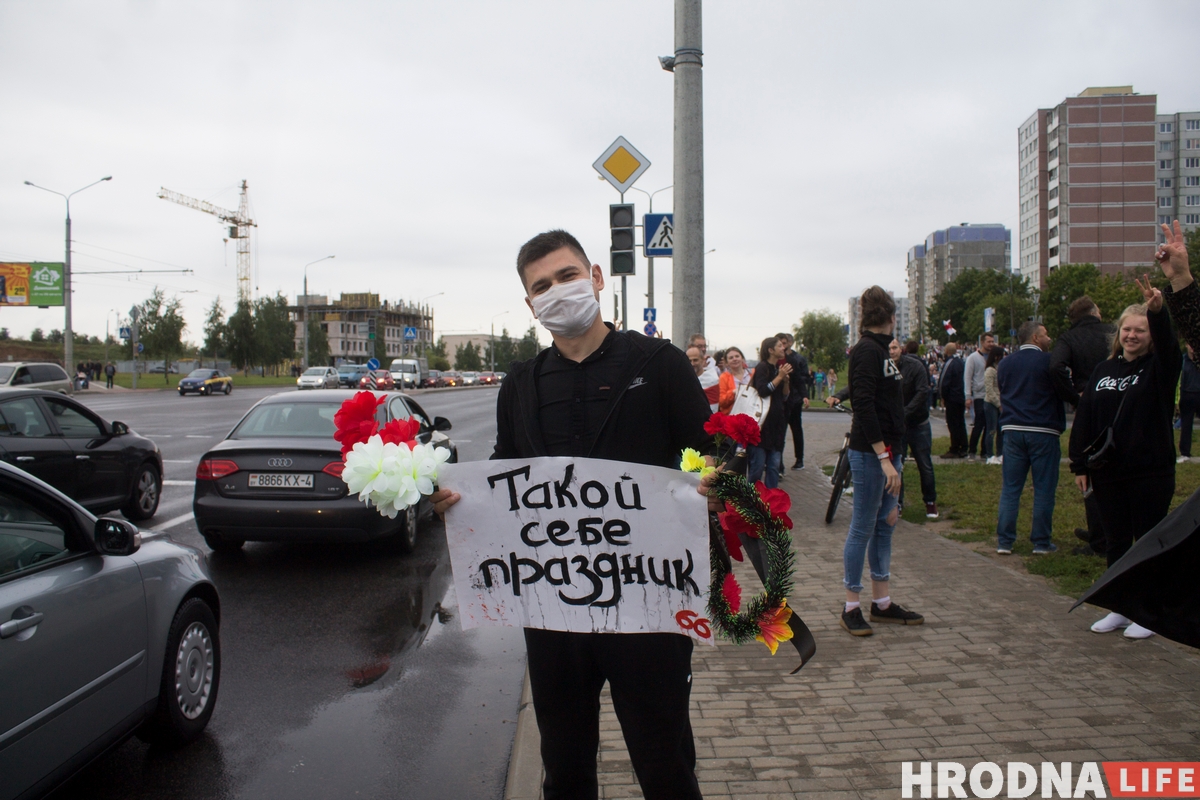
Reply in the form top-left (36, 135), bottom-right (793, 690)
top-left (503, 666), bottom-right (542, 800)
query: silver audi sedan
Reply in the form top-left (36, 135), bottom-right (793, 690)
top-left (0, 461), bottom-right (220, 800)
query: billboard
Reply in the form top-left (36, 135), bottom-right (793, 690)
top-left (0, 263), bottom-right (64, 307)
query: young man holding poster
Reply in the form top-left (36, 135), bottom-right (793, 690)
top-left (432, 229), bottom-right (713, 800)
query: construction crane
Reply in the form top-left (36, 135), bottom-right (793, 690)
top-left (157, 180), bottom-right (256, 303)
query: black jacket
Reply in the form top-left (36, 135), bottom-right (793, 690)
top-left (898, 353), bottom-right (930, 426)
top-left (1068, 306), bottom-right (1182, 480)
top-left (1049, 315), bottom-right (1116, 407)
top-left (938, 355), bottom-right (965, 404)
top-left (493, 331), bottom-right (712, 467)
top-left (783, 350), bottom-right (810, 410)
top-left (752, 360), bottom-right (790, 451)
top-left (848, 331), bottom-right (905, 453)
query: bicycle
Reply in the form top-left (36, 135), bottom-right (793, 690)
top-left (825, 404), bottom-right (852, 524)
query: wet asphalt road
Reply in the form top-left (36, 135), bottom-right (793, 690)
top-left (54, 384), bottom-right (525, 800)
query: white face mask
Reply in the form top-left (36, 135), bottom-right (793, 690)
top-left (531, 277), bottom-right (600, 339)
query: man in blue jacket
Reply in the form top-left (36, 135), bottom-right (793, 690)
top-left (995, 320), bottom-right (1065, 555)
top-left (938, 343), bottom-right (967, 457)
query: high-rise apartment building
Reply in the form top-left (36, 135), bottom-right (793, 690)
top-left (1017, 87), bottom-right (1158, 288)
top-left (847, 291), bottom-right (908, 349)
top-left (905, 224), bottom-right (1011, 341)
top-left (1155, 111), bottom-right (1200, 241)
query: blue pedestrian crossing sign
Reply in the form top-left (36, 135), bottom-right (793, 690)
top-left (367, 358), bottom-right (380, 370)
top-left (119, 326), bottom-right (131, 340)
top-left (644, 213), bottom-right (673, 257)
top-left (403, 326), bottom-right (418, 341)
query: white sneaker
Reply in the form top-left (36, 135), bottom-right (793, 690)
top-left (1178, 455), bottom-right (1190, 464)
top-left (1124, 622), bottom-right (1155, 639)
top-left (1091, 612), bottom-right (1131, 633)
top-left (985, 456), bottom-right (1001, 465)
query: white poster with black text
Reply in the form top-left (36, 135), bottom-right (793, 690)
top-left (438, 457), bottom-right (713, 643)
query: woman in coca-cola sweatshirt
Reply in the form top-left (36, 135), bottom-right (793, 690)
top-left (1069, 283), bottom-right (1181, 639)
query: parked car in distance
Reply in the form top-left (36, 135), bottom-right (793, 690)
top-left (297, 366), bottom-right (339, 390)
top-left (0, 362), bottom-right (72, 395)
top-left (441, 371), bottom-right (461, 387)
top-left (421, 370), bottom-right (442, 388)
top-left (178, 370), bottom-right (233, 396)
top-left (147, 364), bottom-right (180, 374)
top-left (460, 371), bottom-right (479, 386)
top-left (358, 370), bottom-right (395, 390)
top-left (0, 461), bottom-right (221, 799)
top-left (478, 372), bottom-right (498, 385)
top-left (336, 364), bottom-right (370, 388)
top-left (495, 371), bottom-right (507, 383)
top-left (0, 389), bottom-right (163, 520)
top-left (193, 390), bottom-right (457, 553)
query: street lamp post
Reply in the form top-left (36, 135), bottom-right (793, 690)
top-left (24, 176), bottom-right (112, 377)
top-left (628, 185), bottom-right (672, 313)
top-left (490, 310), bottom-right (509, 372)
top-left (302, 255), bottom-right (335, 368)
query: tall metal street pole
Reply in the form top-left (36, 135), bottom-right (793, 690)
top-left (24, 176), bottom-right (112, 375)
top-left (629, 185), bottom-right (672, 317)
top-left (667, 0), bottom-right (703, 346)
top-left (302, 256), bottom-right (335, 368)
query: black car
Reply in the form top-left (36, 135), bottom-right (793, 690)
top-left (193, 390), bottom-right (456, 554)
top-left (178, 369), bottom-right (233, 396)
top-left (0, 389), bottom-right (163, 520)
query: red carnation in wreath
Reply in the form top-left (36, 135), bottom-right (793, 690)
top-left (704, 412), bottom-right (761, 448)
top-left (333, 391), bottom-right (384, 456)
top-left (755, 482), bottom-right (793, 530)
top-left (721, 573), bottom-right (742, 613)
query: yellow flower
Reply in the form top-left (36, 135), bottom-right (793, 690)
top-left (755, 600), bottom-right (795, 655)
top-left (699, 465), bottom-right (717, 478)
top-left (680, 448), bottom-right (706, 473)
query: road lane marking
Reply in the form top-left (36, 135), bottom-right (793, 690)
top-left (185, 435), bottom-right (215, 439)
top-left (155, 511), bottom-right (195, 530)
top-left (163, 480), bottom-right (194, 486)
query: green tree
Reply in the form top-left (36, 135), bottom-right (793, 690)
top-left (455, 341), bottom-right (483, 371)
top-left (203, 298), bottom-right (227, 366)
top-left (1040, 264), bottom-right (1101, 339)
top-left (29, 328), bottom-right (43, 343)
top-left (427, 337), bottom-right (451, 371)
top-left (0, 328), bottom-right (9, 341)
top-left (925, 269), bottom-right (1035, 347)
top-left (253, 293), bottom-right (295, 375)
top-left (47, 329), bottom-right (63, 343)
top-left (306, 318), bottom-right (330, 366)
top-left (795, 310), bottom-right (848, 373)
top-left (225, 299), bottom-right (256, 372)
top-left (515, 326), bottom-right (541, 362)
top-left (485, 327), bottom-right (518, 372)
top-left (374, 326), bottom-right (389, 366)
top-left (135, 288), bottom-right (187, 384)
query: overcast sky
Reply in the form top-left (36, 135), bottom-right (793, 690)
top-left (3, 1), bottom-right (1197, 354)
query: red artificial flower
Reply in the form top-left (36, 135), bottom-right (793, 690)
top-left (719, 505), bottom-right (757, 538)
top-left (725, 414), bottom-right (762, 447)
top-left (333, 391), bottom-right (384, 456)
top-left (378, 417), bottom-right (421, 448)
top-left (704, 413), bottom-right (732, 438)
top-left (721, 573), bottom-right (742, 613)
top-left (755, 482), bottom-right (793, 530)
top-left (723, 525), bottom-right (744, 562)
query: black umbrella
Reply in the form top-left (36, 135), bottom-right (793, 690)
top-left (1072, 487), bottom-right (1200, 648)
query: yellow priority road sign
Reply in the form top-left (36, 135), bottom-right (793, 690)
top-left (593, 136), bottom-right (651, 194)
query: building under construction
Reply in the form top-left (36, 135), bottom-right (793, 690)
top-left (290, 293), bottom-right (434, 363)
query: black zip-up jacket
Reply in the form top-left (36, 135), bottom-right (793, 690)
top-left (1049, 315), bottom-right (1116, 407)
top-left (898, 353), bottom-right (930, 426)
top-left (783, 350), bottom-right (810, 410)
top-left (938, 355), bottom-right (965, 404)
top-left (1068, 306), bottom-right (1182, 480)
top-left (848, 331), bottom-right (905, 453)
top-left (492, 331), bottom-right (712, 467)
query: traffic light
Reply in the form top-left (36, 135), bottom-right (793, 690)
top-left (609, 203), bottom-right (635, 276)
top-left (367, 317), bottom-right (376, 340)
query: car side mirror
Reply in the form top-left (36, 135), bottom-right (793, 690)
top-left (433, 416), bottom-right (452, 432)
top-left (110, 421), bottom-right (129, 435)
top-left (95, 517), bottom-right (140, 556)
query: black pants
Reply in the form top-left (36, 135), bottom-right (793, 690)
top-left (968, 398), bottom-right (986, 455)
top-left (525, 629), bottom-right (701, 800)
top-left (900, 419), bottom-right (936, 507)
top-left (1082, 492), bottom-right (1108, 555)
top-left (787, 403), bottom-right (804, 465)
top-left (944, 400), bottom-right (968, 455)
top-left (1093, 473), bottom-right (1175, 567)
top-left (1180, 391), bottom-right (1200, 457)
top-left (105, 375), bottom-right (114, 389)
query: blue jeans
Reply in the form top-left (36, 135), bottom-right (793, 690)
top-left (983, 402), bottom-right (1003, 458)
top-left (995, 430), bottom-right (1060, 550)
top-left (746, 446), bottom-right (782, 488)
top-left (843, 449), bottom-right (902, 593)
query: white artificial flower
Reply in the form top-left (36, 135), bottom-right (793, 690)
top-left (341, 436), bottom-right (449, 519)
top-left (409, 442), bottom-right (452, 496)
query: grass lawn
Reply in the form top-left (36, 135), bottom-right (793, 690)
top-left (107, 373), bottom-right (300, 390)
top-left (897, 432), bottom-right (1200, 596)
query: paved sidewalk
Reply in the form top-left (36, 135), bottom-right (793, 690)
top-left (506, 414), bottom-right (1200, 799)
